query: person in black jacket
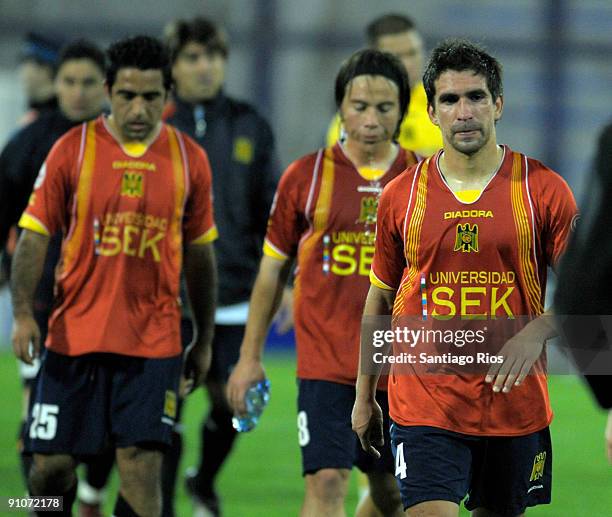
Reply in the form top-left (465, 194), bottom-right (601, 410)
top-left (554, 122), bottom-right (612, 463)
top-left (17, 32), bottom-right (62, 126)
top-left (0, 40), bottom-right (113, 516)
top-left (163, 17), bottom-right (283, 516)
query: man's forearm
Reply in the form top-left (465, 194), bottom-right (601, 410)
top-left (241, 256), bottom-right (293, 360)
top-left (356, 284), bottom-right (396, 400)
top-left (184, 242), bottom-right (217, 346)
top-left (11, 230), bottom-right (49, 317)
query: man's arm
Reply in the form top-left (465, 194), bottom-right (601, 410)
top-left (485, 309), bottom-right (558, 393)
top-left (182, 241), bottom-right (217, 393)
top-left (352, 284), bottom-right (396, 458)
top-left (10, 229), bottom-right (50, 364)
top-left (227, 255), bottom-right (293, 413)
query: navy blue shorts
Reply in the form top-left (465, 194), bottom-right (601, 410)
top-left (297, 379), bottom-right (393, 475)
top-left (390, 422), bottom-right (552, 515)
top-left (25, 349), bottom-right (183, 456)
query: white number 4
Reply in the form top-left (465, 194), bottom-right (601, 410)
top-left (395, 442), bottom-right (407, 479)
top-left (29, 403), bottom-right (59, 440)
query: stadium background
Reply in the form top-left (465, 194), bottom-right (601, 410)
top-left (0, 0), bottom-right (610, 514)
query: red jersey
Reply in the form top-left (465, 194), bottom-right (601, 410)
top-left (265, 143), bottom-right (418, 384)
top-left (19, 116), bottom-right (217, 358)
top-left (371, 146), bottom-right (577, 435)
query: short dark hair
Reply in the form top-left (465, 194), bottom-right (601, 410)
top-left (164, 17), bottom-right (228, 63)
top-left (366, 14), bottom-right (417, 47)
top-left (20, 32), bottom-right (62, 69)
top-left (57, 40), bottom-right (105, 75)
top-left (423, 38), bottom-right (503, 107)
top-left (106, 35), bottom-right (172, 90)
top-left (335, 49), bottom-right (410, 136)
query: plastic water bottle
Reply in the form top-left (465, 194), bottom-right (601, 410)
top-left (232, 379), bottom-right (271, 432)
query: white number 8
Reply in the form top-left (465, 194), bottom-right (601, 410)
top-left (30, 403), bottom-right (59, 440)
top-left (297, 410), bottom-right (310, 447)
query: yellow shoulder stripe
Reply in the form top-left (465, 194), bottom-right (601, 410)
top-left (263, 240), bottom-right (288, 261)
top-left (370, 270), bottom-right (396, 291)
top-left (191, 226), bottom-right (218, 245)
top-left (18, 213), bottom-right (50, 236)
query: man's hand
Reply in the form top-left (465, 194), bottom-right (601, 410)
top-left (227, 357), bottom-right (266, 415)
top-left (181, 339), bottom-right (212, 396)
top-left (351, 398), bottom-right (384, 458)
top-left (12, 314), bottom-right (40, 365)
top-left (485, 318), bottom-right (553, 393)
top-left (605, 410), bottom-right (612, 465)
top-left (273, 287), bottom-right (294, 334)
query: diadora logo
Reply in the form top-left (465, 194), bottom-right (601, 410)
top-left (357, 196), bottom-right (378, 224)
top-left (121, 171), bottom-right (144, 198)
top-left (454, 223), bottom-right (479, 253)
top-left (529, 452), bottom-right (546, 482)
top-left (444, 209), bottom-right (493, 220)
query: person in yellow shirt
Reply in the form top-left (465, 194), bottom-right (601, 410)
top-left (326, 13), bottom-right (442, 157)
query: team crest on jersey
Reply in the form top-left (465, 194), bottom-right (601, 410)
top-left (357, 196), bottom-right (378, 224)
top-left (120, 171), bottom-right (144, 198)
top-left (164, 390), bottom-right (177, 419)
top-left (529, 451), bottom-right (546, 481)
top-left (454, 223), bottom-right (479, 253)
top-left (233, 136), bottom-right (254, 164)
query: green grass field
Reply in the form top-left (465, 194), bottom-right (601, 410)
top-left (0, 350), bottom-right (609, 516)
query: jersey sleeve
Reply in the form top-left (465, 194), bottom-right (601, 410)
top-left (370, 181), bottom-right (406, 290)
top-left (183, 144), bottom-right (217, 244)
top-left (18, 137), bottom-right (73, 236)
top-left (263, 159), bottom-right (308, 260)
top-left (538, 169), bottom-right (578, 267)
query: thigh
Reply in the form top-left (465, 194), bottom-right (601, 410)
top-left (354, 389), bottom-right (395, 474)
top-left (26, 350), bottom-right (109, 456)
top-left (207, 324), bottom-right (245, 383)
top-left (111, 354), bottom-right (183, 449)
top-left (466, 427), bottom-right (552, 516)
top-left (390, 422), bottom-right (473, 511)
top-left (297, 379), bottom-right (357, 475)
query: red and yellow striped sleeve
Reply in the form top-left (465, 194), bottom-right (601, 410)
top-left (18, 130), bottom-right (80, 237)
top-left (181, 136), bottom-right (217, 244)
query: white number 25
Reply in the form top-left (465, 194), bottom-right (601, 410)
top-left (29, 403), bottom-right (59, 440)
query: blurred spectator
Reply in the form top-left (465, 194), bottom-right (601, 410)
top-left (18, 32), bottom-right (62, 125)
top-left (163, 17), bottom-right (281, 517)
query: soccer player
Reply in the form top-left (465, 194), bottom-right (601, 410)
top-left (10, 35), bottom-right (217, 517)
top-left (228, 49), bottom-right (418, 517)
top-left (162, 17), bottom-right (281, 516)
top-left (0, 40), bottom-right (112, 516)
top-left (326, 13), bottom-right (442, 157)
top-left (353, 39), bottom-right (577, 516)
